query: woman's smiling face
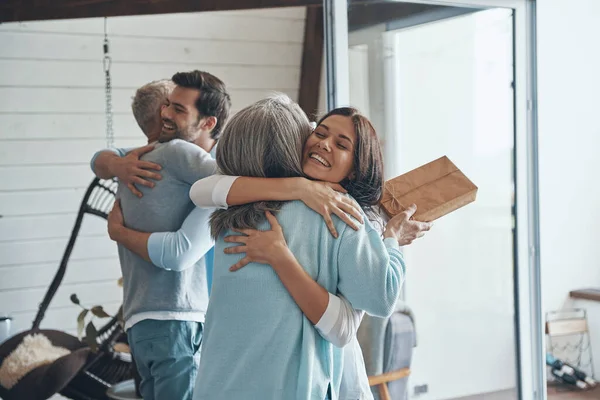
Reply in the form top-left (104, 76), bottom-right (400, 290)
top-left (301, 114), bottom-right (356, 183)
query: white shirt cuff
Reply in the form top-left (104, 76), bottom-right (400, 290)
top-left (212, 175), bottom-right (240, 209)
top-left (315, 292), bottom-right (341, 337)
top-left (190, 175), bottom-right (239, 209)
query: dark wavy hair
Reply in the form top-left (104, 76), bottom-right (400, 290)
top-left (171, 70), bottom-right (231, 140)
top-left (316, 107), bottom-right (385, 208)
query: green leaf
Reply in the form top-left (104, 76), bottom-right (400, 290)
top-left (70, 294), bottom-right (80, 305)
top-left (90, 305), bottom-right (111, 318)
top-left (77, 309), bottom-right (89, 339)
top-left (85, 321), bottom-right (98, 353)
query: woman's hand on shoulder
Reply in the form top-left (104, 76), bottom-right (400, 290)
top-left (223, 211), bottom-right (293, 271)
top-left (298, 179), bottom-right (363, 238)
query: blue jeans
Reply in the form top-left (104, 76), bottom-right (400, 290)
top-left (128, 319), bottom-right (203, 400)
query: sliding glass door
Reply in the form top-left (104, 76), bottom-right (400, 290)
top-left (323, 1), bottom-right (541, 399)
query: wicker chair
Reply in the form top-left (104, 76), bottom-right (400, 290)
top-left (358, 303), bottom-right (417, 400)
top-left (0, 178), bottom-right (135, 400)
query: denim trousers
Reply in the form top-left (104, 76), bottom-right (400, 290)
top-left (128, 319), bottom-right (203, 400)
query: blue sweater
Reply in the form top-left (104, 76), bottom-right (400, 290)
top-left (194, 200), bottom-right (405, 400)
top-left (91, 145), bottom-right (216, 273)
top-left (111, 139), bottom-right (217, 326)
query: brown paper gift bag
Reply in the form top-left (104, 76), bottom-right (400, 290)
top-left (380, 156), bottom-right (477, 222)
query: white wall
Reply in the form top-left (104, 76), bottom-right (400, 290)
top-left (537, 0), bottom-right (600, 310)
top-left (537, 0), bottom-right (600, 379)
top-left (0, 8), bottom-right (306, 337)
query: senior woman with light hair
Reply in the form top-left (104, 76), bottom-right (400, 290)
top-left (193, 94), bottom-right (417, 400)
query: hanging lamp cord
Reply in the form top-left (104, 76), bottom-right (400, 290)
top-left (103, 17), bottom-right (114, 148)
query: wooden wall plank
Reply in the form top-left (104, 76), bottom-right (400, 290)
top-left (1, 32), bottom-right (302, 66)
top-left (0, 11), bottom-right (306, 44)
top-left (0, 235), bottom-right (119, 267)
top-left (0, 188), bottom-right (88, 216)
top-left (227, 7), bottom-right (306, 19)
top-left (0, 214), bottom-right (107, 241)
top-left (0, 114), bottom-right (140, 140)
top-left (0, 87), bottom-right (298, 114)
top-left (0, 59), bottom-right (300, 90)
top-left (0, 138), bottom-right (144, 166)
top-left (0, 165), bottom-right (102, 191)
top-left (1, 280), bottom-right (122, 314)
top-left (0, 258), bottom-right (121, 291)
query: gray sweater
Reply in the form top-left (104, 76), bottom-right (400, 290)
top-left (117, 139), bottom-right (217, 326)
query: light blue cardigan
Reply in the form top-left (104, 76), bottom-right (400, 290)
top-left (194, 200), bottom-right (405, 400)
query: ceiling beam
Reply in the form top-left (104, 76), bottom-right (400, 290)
top-left (348, 2), bottom-right (438, 31)
top-left (298, 6), bottom-right (324, 120)
top-left (0, 0), bottom-right (322, 24)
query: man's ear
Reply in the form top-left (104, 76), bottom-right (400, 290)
top-left (200, 116), bottom-right (217, 132)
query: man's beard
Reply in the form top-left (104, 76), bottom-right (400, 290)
top-left (159, 119), bottom-right (199, 143)
top-left (158, 129), bottom-right (178, 143)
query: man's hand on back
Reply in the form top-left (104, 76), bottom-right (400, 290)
top-left (110, 145), bottom-right (163, 197)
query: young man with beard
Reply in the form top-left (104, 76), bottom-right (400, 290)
top-left (90, 71), bottom-right (231, 400)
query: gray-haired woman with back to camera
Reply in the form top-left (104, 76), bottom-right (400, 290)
top-left (192, 94), bottom-right (430, 400)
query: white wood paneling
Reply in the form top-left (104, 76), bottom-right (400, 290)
top-left (0, 7), bottom-right (306, 338)
top-left (0, 138), bottom-right (144, 166)
top-left (227, 7), bottom-right (305, 19)
top-left (0, 280), bottom-right (122, 313)
top-left (0, 87), bottom-right (298, 114)
top-left (0, 165), bottom-right (100, 191)
top-left (0, 188), bottom-right (89, 216)
top-left (0, 10), bottom-right (305, 43)
top-left (0, 213), bottom-right (107, 241)
top-left (0, 114), bottom-right (141, 140)
top-left (1, 32), bottom-right (302, 66)
top-left (0, 258), bottom-right (120, 291)
top-left (0, 235), bottom-right (118, 267)
top-left (0, 60), bottom-right (300, 90)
